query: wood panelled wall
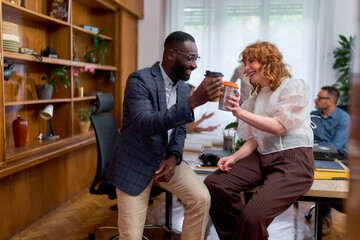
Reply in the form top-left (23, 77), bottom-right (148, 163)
top-left (0, 145), bottom-right (97, 239)
top-left (0, 0), bottom-right (143, 239)
top-left (117, 9), bottom-right (138, 124)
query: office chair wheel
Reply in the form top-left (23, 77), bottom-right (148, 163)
top-left (305, 204), bottom-right (315, 221)
top-left (88, 233), bottom-right (95, 240)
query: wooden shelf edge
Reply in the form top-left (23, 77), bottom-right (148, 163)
top-left (71, 61), bottom-right (117, 71)
top-left (73, 96), bottom-right (97, 101)
top-left (73, 25), bottom-right (113, 41)
top-left (0, 133), bottom-right (96, 179)
top-left (75, 0), bottom-right (117, 11)
top-left (112, 0), bottom-right (143, 19)
top-left (4, 52), bottom-right (72, 65)
top-left (5, 98), bottom-right (72, 106)
top-left (2, 1), bottom-right (71, 26)
top-left (4, 52), bottom-right (117, 71)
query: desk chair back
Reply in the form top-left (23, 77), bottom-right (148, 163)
top-left (90, 93), bottom-right (118, 199)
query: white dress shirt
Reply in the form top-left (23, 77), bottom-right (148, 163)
top-left (159, 63), bottom-right (178, 141)
top-left (237, 78), bottom-right (313, 154)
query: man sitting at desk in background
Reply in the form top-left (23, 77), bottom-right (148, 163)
top-left (311, 86), bottom-right (350, 235)
top-left (106, 31), bottom-right (223, 240)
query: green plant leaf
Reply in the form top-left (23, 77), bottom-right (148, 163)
top-left (333, 34), bottom-right (355, 106)
top-left (225, 122), bottom-right (238, 129)
top-left (232, 139), bottom-right (246, 153)
top-left (84, 28), bottom-right (108, 64)
top-left (78, 107), bottom-right (92, 122)
top-left (42, 65), bottom-right (70, 92)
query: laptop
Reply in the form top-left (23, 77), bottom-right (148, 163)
top-left (313, 145), bottom-right (338, 160)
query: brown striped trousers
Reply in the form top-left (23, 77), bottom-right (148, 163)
top-left (204, 147), bottom-right (314, 240)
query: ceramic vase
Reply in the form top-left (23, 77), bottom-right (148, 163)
top-left (12, 116), bottom-right (28, 147)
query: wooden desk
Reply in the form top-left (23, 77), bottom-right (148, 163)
top-left (183, 151), bottom-right (349, 240)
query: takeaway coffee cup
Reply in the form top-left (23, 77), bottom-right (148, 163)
top-left (204, 70), bottom-right (223, 102)
top-left (218, 81), bottom-right (239, 111)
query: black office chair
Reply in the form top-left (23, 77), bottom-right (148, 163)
top-left (88, 93), bottom-right (172, 240)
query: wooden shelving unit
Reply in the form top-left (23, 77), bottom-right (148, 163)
top-left (2, 1), bottom-right (72, 26)
top-left (0, 0), bottom-right (119, 173)
top-left (0, 1), bottom-right (143, 239)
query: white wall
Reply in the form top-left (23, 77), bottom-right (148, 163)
top-left (137, 0), bottom-right (166, 70)
top-left (333, 0), bottom-right (358, 45)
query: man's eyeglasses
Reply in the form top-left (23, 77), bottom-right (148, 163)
top-left (172, 49), bottom-right (200, 64)
top-left (316, 96), bottom-right (331, 100)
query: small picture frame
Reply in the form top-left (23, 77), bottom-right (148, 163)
top-left (48, 0), bottom-right (71, 23)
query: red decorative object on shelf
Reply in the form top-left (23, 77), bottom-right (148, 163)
top-left (12, 116), bottom-right (28, 147)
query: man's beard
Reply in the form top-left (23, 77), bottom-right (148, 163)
top-left (173, 58), bottom-right (194, 81)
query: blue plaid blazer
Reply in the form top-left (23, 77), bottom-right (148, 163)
top-left (106, 62), bottom-right (194, 196)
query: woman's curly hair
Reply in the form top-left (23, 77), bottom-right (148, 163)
top-left (240, 41), bottom-right (292, 95)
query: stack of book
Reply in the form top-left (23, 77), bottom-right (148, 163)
top-left (314, 160), bottom-right (349, 180)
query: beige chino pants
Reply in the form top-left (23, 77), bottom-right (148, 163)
top-left (116, 161), bottom-right (210, 240)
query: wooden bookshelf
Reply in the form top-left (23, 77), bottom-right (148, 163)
top-left (0, 0), bottom-right (124, 167)
top-left (0, 0), bottom-right (143, 238)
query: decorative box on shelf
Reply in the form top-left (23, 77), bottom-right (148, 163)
top-left (78, 25), bottom-right (99, 34)
top-left (48, 0), bottom-right (71, 22)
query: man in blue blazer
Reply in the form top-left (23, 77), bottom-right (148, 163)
top-left (106, 31), bottom-right (223, 240)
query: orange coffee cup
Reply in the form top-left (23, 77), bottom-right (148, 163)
top-left (219, 81), bottom-right (239, 111)
top-left (204, 70), bottom-right (223, 102)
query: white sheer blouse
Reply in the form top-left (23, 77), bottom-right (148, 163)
top-left (237, 78), bottom-right (313, 155)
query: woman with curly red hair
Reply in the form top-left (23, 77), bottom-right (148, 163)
top-left (204, 41), bottom-right (314, 240)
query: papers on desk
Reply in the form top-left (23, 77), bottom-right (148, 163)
top-left (314, 170), bottom-right (349, 180)
top-left (184, 141), bottom-right (204, 152)
top-left (184, 130), bottom-right (224, 152)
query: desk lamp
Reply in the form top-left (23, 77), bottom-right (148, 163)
top-left (40, 104), bottom-right (58, 140)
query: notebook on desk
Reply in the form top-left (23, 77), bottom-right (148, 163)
top-left (315, 160), bottom-right (345, 172)
top-left (314, 160), bottom-right (349, 180)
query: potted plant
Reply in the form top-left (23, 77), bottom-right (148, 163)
top-left (84, 28), bottom-right (108, 65)
top-left (224, 121), bottom-right (246, 152)
top-left (78, 107), bottom-right (92, 133)
top-left (36, 65), bottom-right (70, 99)
top-left (333, 35), bottom-right (356, 106)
